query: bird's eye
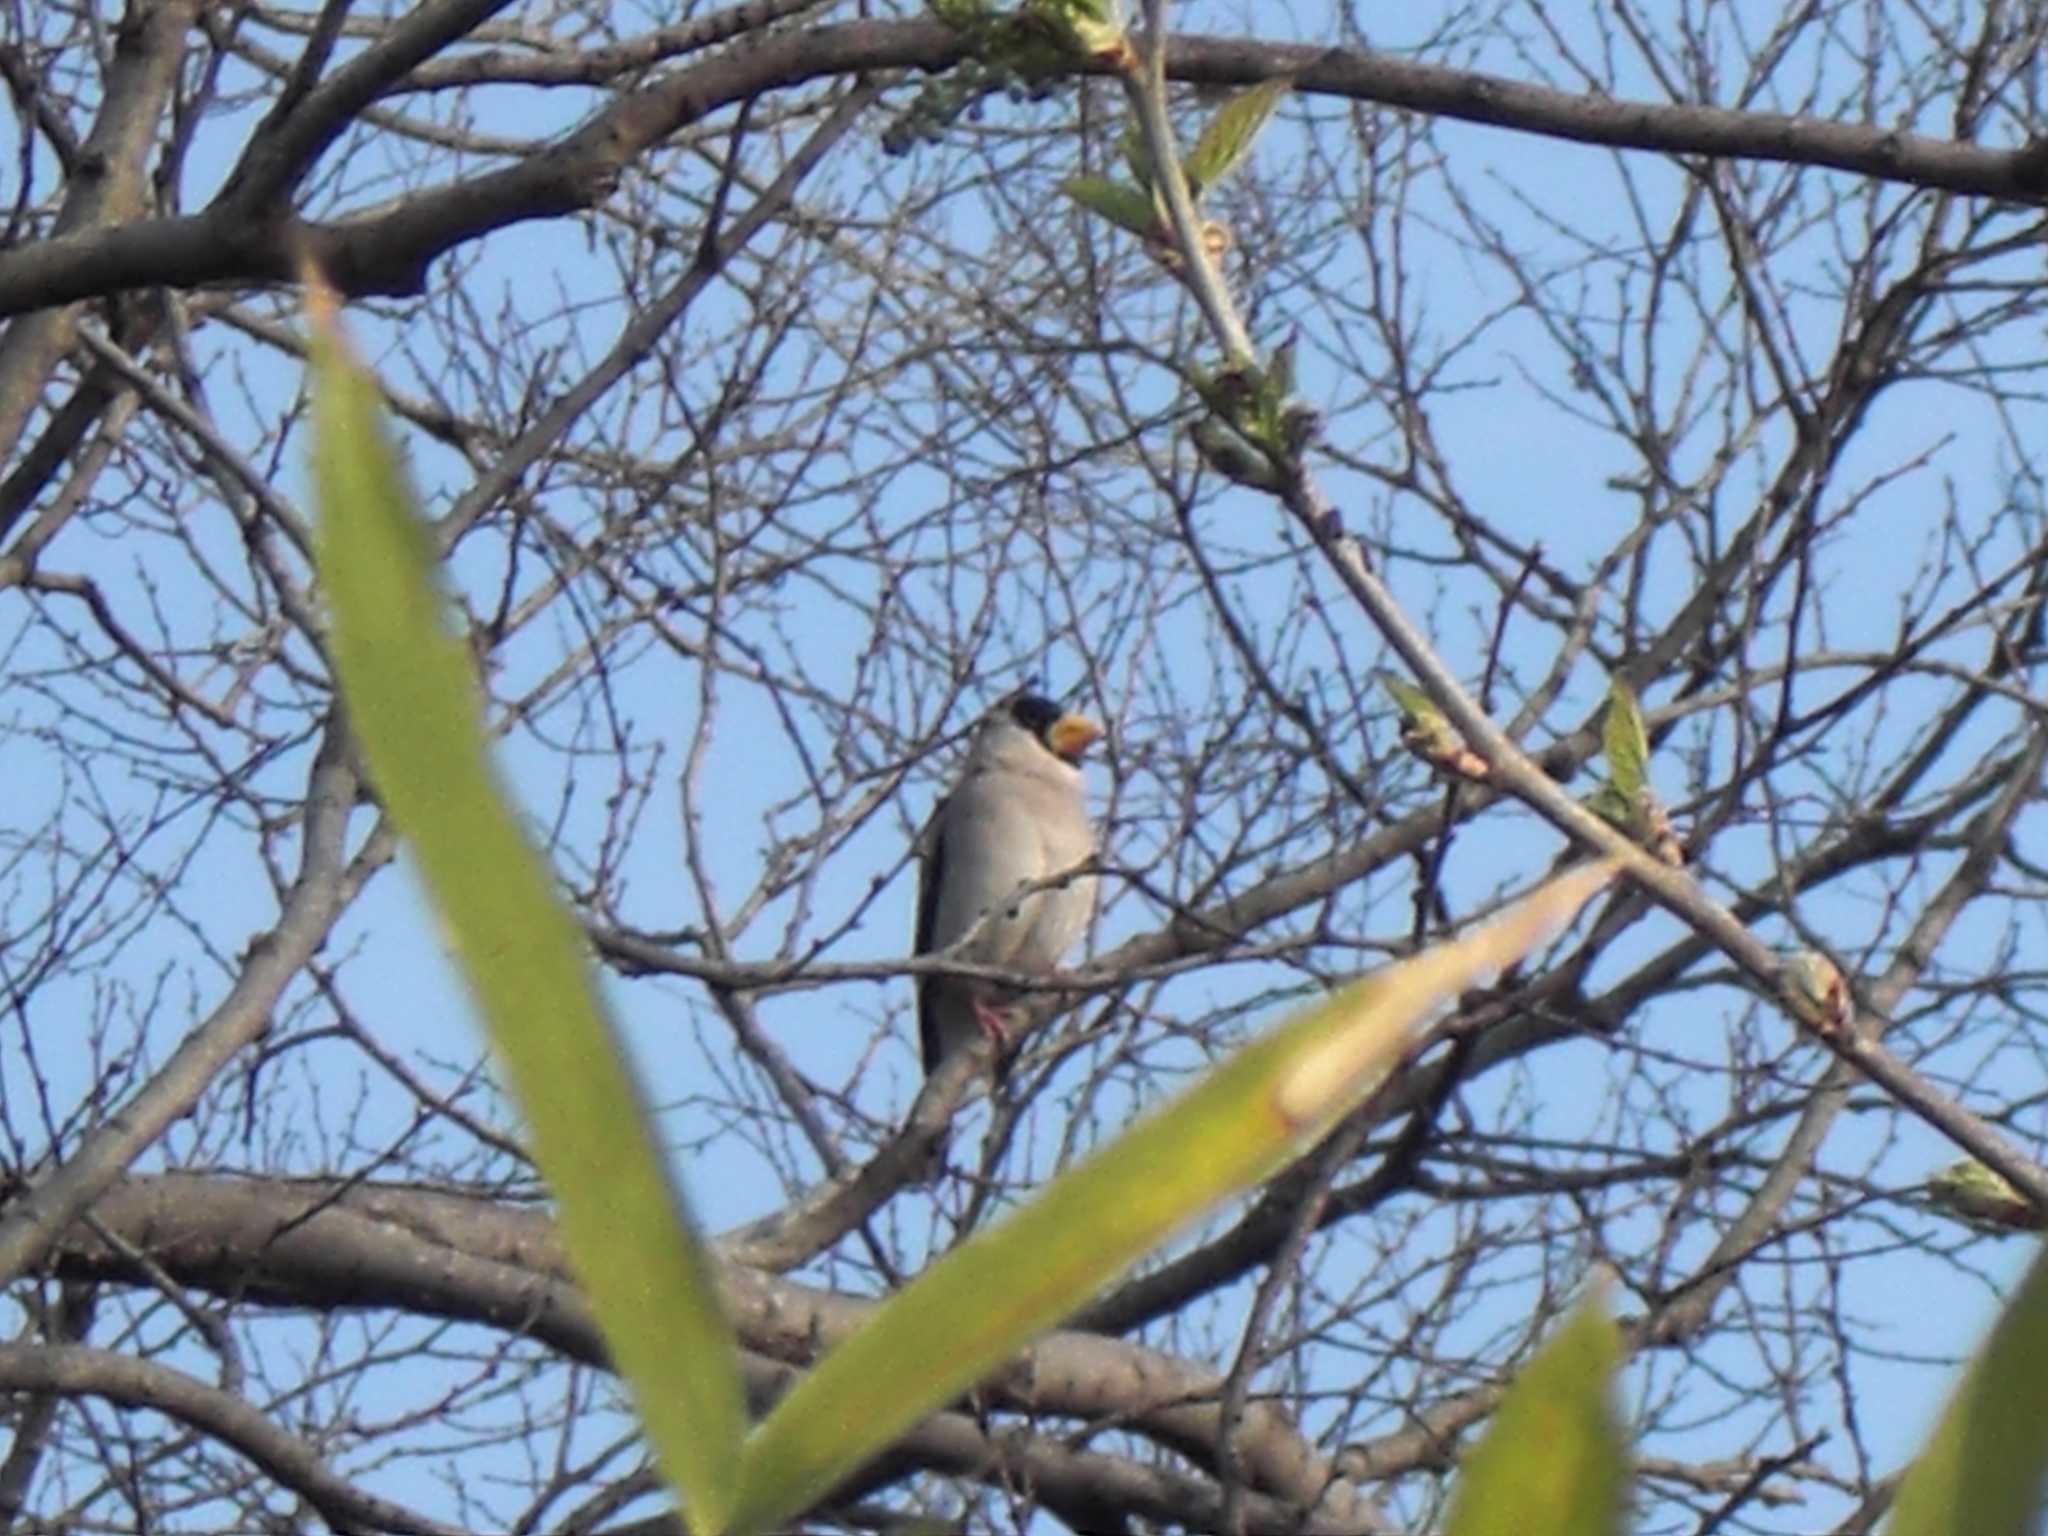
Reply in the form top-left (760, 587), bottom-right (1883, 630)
top-left (1008, 694), bottom-right (1062, 735)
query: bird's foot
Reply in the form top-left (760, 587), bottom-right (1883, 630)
top-left (971, 997), bottom-right (1014, 1049)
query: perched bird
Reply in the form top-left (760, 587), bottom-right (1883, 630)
top-left (916, 693), bottom-right (1101, 1073)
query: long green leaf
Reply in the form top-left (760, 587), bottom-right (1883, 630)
top-left (1885, 1242), bottom-right (2048, 1536)
top-left (1061, 174), bottom-right (1159, 237)
top-left (1185, 79), bottom-right (1291, 194)
top-left (1380, 670), bottom-right (1448, 741)
top-left (1926, 1160), bottom-right (2040, 1234)
top-left (1117, 122), bottom-right (1153, 191)
top-left (727, 862), bottom-right (1615, 1532)
top-left (1602, 679), bottom-right (1650, 801)
top-left (304, 271), bottom-right (746, 1536)
top-left (1444, 1290), bottom-right (1628, 1536)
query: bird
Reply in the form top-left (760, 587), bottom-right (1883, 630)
top-left (915, 692), bottom-right (1101, 1074)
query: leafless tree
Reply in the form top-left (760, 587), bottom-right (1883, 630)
top-left (3, 3), bottom-right (2047, 1533)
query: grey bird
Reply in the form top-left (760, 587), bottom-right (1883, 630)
top-left (916, 693), bottom-right (1102, 1073)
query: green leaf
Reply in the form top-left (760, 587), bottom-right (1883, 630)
top-left (1192, 363), bottom-right (1259, 421)
top-left (1118, 123), bottom-right (1153, 189)
top-left (727, 863), bottom-right (1616, 1533)
top-left (1023, 0), bottom-right (1128, 65)
top-left (1380, 670), bottom-right (1444, 730)
top-left (1886, 1241), bottom-right (2048, 1535)
top-left (1445, 1290), bottom-right (1628, 1536)
top-left (1192, 417), bottom-right (1282, 490)
top-left (1602, 678), bottom-right (1650, 801)
top-left (1778, 948), bottom-right (1850, 1032)
top-left (304, 271), bottom-right (746, 1536)
top-left (1926, 1159), bottom-right (2040, 1234)
top-left (1030, 0), bottom-right (1115, 24)
top-left (1061, 175), bottom-right (1159, 238)
top-left (1585, 781), bottom-right (1633, 829)
top-left (1381, 670), bottom-right (1488, 777)
top-left (1185, 79), bottom-right (1292, 194)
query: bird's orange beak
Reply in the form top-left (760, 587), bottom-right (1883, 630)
top-left (1047, 712), bottom-right (1103, 762)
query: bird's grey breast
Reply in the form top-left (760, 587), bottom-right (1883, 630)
top-left (1004, 762), bottom-right (1095, 968)
top-left (930, 759), bottom-right (1092, 968)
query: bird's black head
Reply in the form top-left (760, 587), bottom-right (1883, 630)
top-left (1007, 693), bottom-right (1065, 738)
top-left (1005, 692), bottom-right (1102, 763)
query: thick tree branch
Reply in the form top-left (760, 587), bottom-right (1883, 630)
top-left (0, 0), bottom-right (201, 474)
top-left (36, 1172), bottom-right (1388, 1533)
top-left (4, 22), bottom-right (2046, 321)
top-left (0, 1343), bottom-right (461, 1536)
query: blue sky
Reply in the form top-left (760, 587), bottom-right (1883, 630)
top-left (3, 3), bottom-right (2045, 1530)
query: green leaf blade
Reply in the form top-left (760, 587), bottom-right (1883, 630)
top-left (1885, 1243), bottom-right (2048, 1536)
top-left (1379, 669), bottom-right (1440, 727)
top-left (1926, 1160), bottom-right (2040, 1233)
top-left (304, 276), bottom-right (746, 1536)
top-left (1185, 79), bottom-right (1291, 194)
top-left (1585, 781), bottom-right (1633, 829)
top-left (1445, 1291), bottom-right (1628, 1536)
top-left (728, 863), bottom-right (1614, 1533)
top-left (1117, 123), bottom-right (1153, 190)
top-left (1061, 174), bottom-right (1159, 237)
top-left (728, 1020), bottom-right (1321, 1531)
top-left (1602, 679), bottom-right (1650, 800)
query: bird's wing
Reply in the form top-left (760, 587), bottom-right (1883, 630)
top-left (914, 795), bottom-right (948, 959)
top-left (916, 769), bottom-right (1049, 1069)
top-left (919, 769), bottom-right (1049, 958)
top-left (914, 797), bottom-right (954, 1070)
